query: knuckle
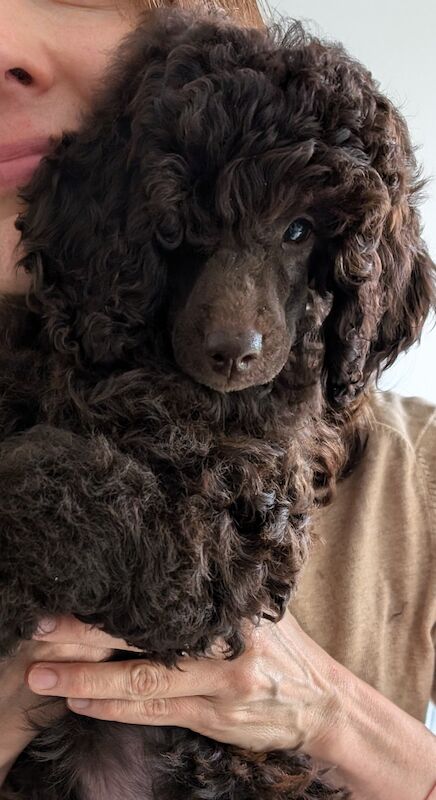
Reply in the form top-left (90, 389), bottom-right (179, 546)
top-left (129, 663), bottom-right (162, 698)
top-left (195, 704), bottom-right (220, 736)
top-left (212, 704), bottom-right (241, 732)
top-left (229, 661), bottom-right (258, 700)
top-left (139, 697), bottom-right (168, 719)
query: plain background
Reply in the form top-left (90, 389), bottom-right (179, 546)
top-left (257, 0), bottom-right (436, 731)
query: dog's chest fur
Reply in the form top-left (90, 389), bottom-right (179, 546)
top-left (78, 726), bottom-right (159, 800)
top-left (43, 720), bottom-right (175, 800)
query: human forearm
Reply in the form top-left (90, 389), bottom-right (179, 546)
top-left (309, 661), bottom-right (436, 800)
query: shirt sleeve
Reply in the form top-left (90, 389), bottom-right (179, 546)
top-left (415, 405), bottom-right (436, 707)
top-left (432, 624), bottom-right (436, 706)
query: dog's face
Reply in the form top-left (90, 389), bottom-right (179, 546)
top-left (166, 215), bottom-right (315, 392)
top-left (15, 8), bottom-right (434, 409)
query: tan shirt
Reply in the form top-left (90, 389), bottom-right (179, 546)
top-left (289, 389), bottom-right (436, 724)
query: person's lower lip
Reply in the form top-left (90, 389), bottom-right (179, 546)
top-left (0, 153), bottom-right (46, 189)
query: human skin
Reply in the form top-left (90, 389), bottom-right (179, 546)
top-left (1, 2), bottom-right (436, 798)
top-left (0, 0), bottom-right (137, 292)
top-left (27, 613), bottom-right (436, 800)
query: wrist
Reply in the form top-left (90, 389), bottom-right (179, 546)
top-left (302, 654), bottom-right (351, 764)
top-left (308, 661), bottom-right (436, 800)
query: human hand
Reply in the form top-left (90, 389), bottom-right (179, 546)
top-left (0, 626), bottom-right (113, 785)
top-left (26, 611), bottom-right (345, 759)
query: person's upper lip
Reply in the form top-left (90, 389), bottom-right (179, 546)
top-left (0, 136), bottom-right (54, 163)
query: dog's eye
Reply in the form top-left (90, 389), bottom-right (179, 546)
top-left (283, 218), bottom-right (313, 244)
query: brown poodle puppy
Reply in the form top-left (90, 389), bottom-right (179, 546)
top-left (0, 6), bottom-right (434, 799)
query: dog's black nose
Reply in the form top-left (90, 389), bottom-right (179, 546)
top-left (205, 330), bottom-right (263, 374)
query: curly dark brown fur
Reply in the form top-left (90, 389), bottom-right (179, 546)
top-left (0, 5), bottom-right (434, 799)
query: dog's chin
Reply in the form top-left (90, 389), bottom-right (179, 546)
top-left (176, 358), bottom-right (288, 394)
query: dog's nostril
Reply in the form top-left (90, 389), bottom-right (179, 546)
top-left (211, 352), bottom-right (227, 366)
top-left (205, 330), bottom-right (263, 374)
top-left (236, 353), bottom-right (257, 370)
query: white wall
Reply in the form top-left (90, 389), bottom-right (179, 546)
top-left (259, 0), bottom-right (436, 404)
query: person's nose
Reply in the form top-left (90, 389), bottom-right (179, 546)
top-left (0, 10), bottom-right (54, 101)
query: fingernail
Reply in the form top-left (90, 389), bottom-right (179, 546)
top-left (34, 617), bottom-right (57, 636)
top-left (68, 699), bottom-right (91, 710)
top-left (28, 668), bottom-right (58, 690)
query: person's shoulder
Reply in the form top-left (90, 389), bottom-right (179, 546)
top-left (367, 389), bottom-right (436, 456)
top-left (365, 389), bottom-right (436, 519)
top-left (333, 389), bottom-right (436, 516)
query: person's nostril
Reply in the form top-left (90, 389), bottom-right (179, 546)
top-left (6, 67), bottom-right (33, 86)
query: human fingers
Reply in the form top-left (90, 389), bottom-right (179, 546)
top-left (32, 614), bottom-right (145, 653)
top-left (21, 638), bottom-right (114, 666)
top-left (26, 653), bottom-right (225, 702)
top-left (65, 695), bottom-right (216, 730)
top-left (0, 636), bottom-right (114, 764)
top-left (26, 611), bottom-right (345, 756)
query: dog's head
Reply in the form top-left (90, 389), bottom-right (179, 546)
top-left (165, 222), bottom-right (317, 393)
top-left (15, 6), bottom-right (435, 405)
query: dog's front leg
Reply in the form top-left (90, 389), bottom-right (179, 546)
top-left (0, 423), bottom-right (163, 658)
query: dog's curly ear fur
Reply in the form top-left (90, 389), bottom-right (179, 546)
top-left (14, 7), bottom-right (223, 367)
top-left (14, 5), bottom-right (250, 367)
top-left (320, 93), bottom-right (435, 407)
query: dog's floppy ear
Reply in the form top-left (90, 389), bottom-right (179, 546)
top-left (14, 7), bottom-right (213, 367)
top-left (320, 95), bottom-right (435, 408)
top-left (14, 5), bottom-right (244, 368)
top-left (15, 147), bottom-right (167, 368)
